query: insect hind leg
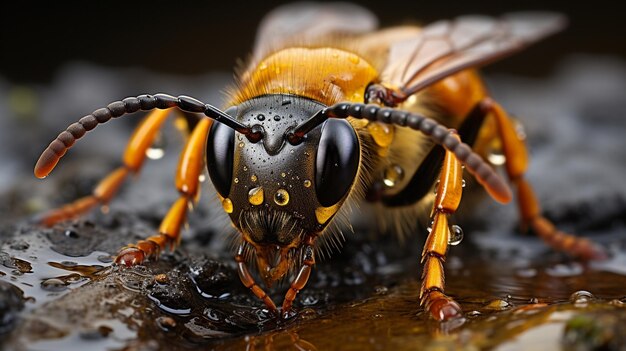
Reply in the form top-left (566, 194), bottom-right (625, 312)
top-left (482, 98), bottom-right (605, 260)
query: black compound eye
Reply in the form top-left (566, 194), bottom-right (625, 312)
top-left (315, 119), bottom-right (360, 207)
top-left (206, 122), bottom-right (235, 197)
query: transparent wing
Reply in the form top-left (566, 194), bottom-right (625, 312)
top-left (252, 2), bottom-right (378, 61)
top-left (384, 13), bottom-right (567, 98)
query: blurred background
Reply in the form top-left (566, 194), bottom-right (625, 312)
top-left (2, 0), bottom-right (625, 83)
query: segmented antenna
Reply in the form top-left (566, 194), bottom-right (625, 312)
top-left (34, 94), bottom-right (255, 179)
top-left (289, 102), bottom-right (513, 204)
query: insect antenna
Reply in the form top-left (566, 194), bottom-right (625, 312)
top-left (289, 102), bottom-right (513, 204)
top-left (34, 94), bottom-right (258, 178)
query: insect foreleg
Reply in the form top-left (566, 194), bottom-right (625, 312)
top-left (116, 118), bottom-right (211, 265)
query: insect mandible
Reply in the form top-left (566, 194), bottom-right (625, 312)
top-left (34, 3), bottom-right (605, 321)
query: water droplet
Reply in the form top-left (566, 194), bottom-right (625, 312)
top-left (154, 274), bottom-right (168, 284)
top-left (250, 174), bottom-right (258, 182)
top-left (257, 113), bottom-right (265, 121)
top-left (273, 115), bottom-right (281, 121)
top-left (146, 148), bottom-right (164, 160)
top-left (303, 180), bottom-right (311, 188)
top-left (156, 316), bottom-right (177, 331)
top-left (146, 133), bottom-right (166, 160)
top-left (280, 172), bottom-right (286, 178)
top-left (514, 120), bottom-right (527, 140)
top-left (64, 229), bottom-right (79, 239)
top-left (243, 166), bottom-right (248, 171)
top-left (516, 268), bottom-right (537, 278)
top-left (485, 299), bottom-right (511, 310)
top-left (98, 255), bottom-right (113, 263)
top-left (238, 142), bottom-right (244, 148)
top-left (546, 263), bottom-right (583, 277)
top-left (433, 179), bottom-right (440, 194)
top-left (41, 278), bottom-right (67, 292)
top-left (448, 225), bottom-right (464, 246)
top-left (204, 308), bottom-right (221, 321)
top-left (462, 179), bottom-right (466, 188)
top-left (198, 174), bottom-right (206, 182)
top-left (222, 198), bottom-right (233, 214)
top-left (368, 122), bottom-right (394, 148)
top-left (9, 240), bottom-right (29, 250)
top-left (274, 189), bottom-right (289, 206)
top-left (487, 150), bottom-right (506, 166)
top-left (233, 177), bottom-right (239, 184)
top-left (374, 285), bottom-right (388, 295)
top-left (302, 295), bottom-right (319, 306)
top-left (80, 325), bottom-right (113, 340)
top-left (248, 186), bottom-right (264, 205)
top-left (383, 165), bottom-right (404, 187)
top-left (467, 310), bottom-right (481, 317)
top-left (569, 290), bottom-right (594, 306)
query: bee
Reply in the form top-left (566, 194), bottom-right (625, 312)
top-left (34, 3), bottom-right (604, 321)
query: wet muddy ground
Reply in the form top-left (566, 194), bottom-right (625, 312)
top-left (1, 56), bottom-right (626, 350)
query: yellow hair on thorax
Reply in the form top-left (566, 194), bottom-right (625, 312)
top-left (228, 47), bottom-right (379, 106)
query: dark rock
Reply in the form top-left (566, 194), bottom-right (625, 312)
top-left (0, 280), bottom-right (25, 335)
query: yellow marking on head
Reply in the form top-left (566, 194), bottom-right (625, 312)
top-left (222, 198), bottom-right (233, 214)
top-left (315, 203), bottom-right (341, 225)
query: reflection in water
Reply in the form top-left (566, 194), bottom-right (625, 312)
top-left (0, 231), bottom-right (110, 311)
top-left (244, 330), bottom-right (317, 351)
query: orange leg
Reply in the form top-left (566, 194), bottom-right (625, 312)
top-left (420, 134), bottom-right (464, 321)
top-left (235, 244), bottom-right (278, 315)
top-left (37, 109), bottom-right (174, 226)
top-left (116, 118), bottom-right (212, 266)
top-left (484, 98), bottom-right (605, 260)
top-left (281, 236), bottom-right (316, 318)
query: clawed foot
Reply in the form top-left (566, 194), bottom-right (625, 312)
top-left (115, 239), bottom-right (165, 267)
top-left (422, 290), bottom-right (463, 321)
top-left (114, 247), bottom-right (146, 267)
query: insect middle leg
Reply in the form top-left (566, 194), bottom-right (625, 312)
top-left (37, 109), bottom-right (176, 226)
top-left (420, 134), bottom-right (464, 321)
top-left (116, 118), bottom-right (212, 265)
top-left (478, 98), bottom-right (605, 260)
